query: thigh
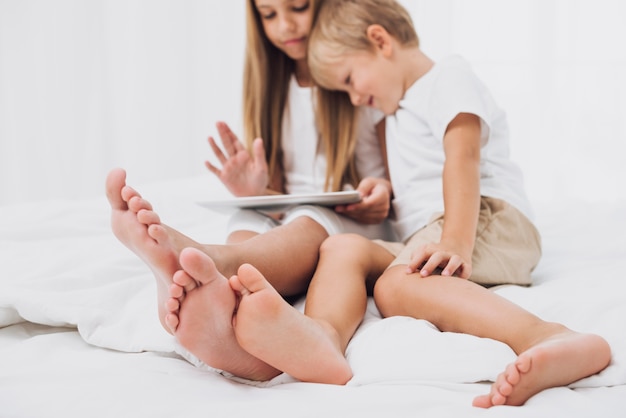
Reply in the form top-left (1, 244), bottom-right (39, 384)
top-left (226, 209), bottom-right (279, 235)
top-left (283, 205), bottom-right (395, 240)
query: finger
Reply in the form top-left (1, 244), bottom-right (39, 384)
top-left (208, 136), bottom-right (227, 164)
top-left (359, 193), bottom-right (389, 216)
top-left (353, 208), bottom-right (388, 223)
top-left (341, 201), bottom-right (366, 212)
top-left (458, 263), bottom-right (472, 279)
top-left (463, 265), bottom-right (472, 279)
top-left (441, 255), bottom-right (463, 277)
top-left (204, 160), bottom-right (221, 177)
top-left (216, 122), bottom-right (241, 156)
top-left (406, 259), bottom-right (421, 274)
top-left (251, 137), bottom-right (267, 169)
top-left (355, 177), bottom-right (375, 196)
top-left (407, 250), bottom-right (428, 274)
top-left (337, 204), bottom-right (372, 219)
top-left (345, 192), bottom-right (386, 212)
top-left (421, 253), bottom-right (447, 277)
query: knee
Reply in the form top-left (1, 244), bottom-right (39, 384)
top-left (373, 267), bottom-right (405, 317)
top-left (289, 215), bottom-right (329, 239)
top-left (319, 233), bottom-right (370, 258)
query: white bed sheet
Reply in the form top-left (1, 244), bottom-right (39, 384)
top-left (1, 175), bottom-right (625, 417)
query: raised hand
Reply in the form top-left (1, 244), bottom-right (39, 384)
top-left (205, 121), bottom-right (269, 197)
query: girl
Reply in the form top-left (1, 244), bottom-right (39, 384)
top-left (206, 0), bottom-right (392, 246)
top-left (106, 0), bottom-right (393, 382)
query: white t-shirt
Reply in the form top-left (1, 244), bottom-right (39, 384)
top-left (281, 76), bottom-right (385, 194)
top-left (386, 55), bottom-right (532, 242)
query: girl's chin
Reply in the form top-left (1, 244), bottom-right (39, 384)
top-left (279, 44), bottom-right (307, 61)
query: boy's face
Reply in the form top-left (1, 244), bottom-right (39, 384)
top-left (255, 0), bottom-right (313, 61)
top-left (321, 49), bottom-right (404, 115)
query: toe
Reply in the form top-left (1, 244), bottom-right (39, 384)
top-left (105, 168), bottom-right (128, 210)
top-left (472, 394), bottom-right (493, 408)
top-left (236, 263), bottom-right (272, 293)
top-left (169, 282), bottom-right (185, 299)
top-left (165, 313), bottom-right (179, 333)
top-left (179, 248), bottom-right (221, 286)
top-left (137, 209), bottom-right (160, 225)
top-left (173, 270), bottom-right (198, 293)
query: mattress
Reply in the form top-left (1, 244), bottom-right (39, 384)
top-left (1, 174), bottom-right (625, 417)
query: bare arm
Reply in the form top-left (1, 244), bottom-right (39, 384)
top-left (408, 112), bottom-right (482, 278)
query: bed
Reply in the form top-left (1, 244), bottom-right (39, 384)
top-left (1, 173), bottom-right (625, 418)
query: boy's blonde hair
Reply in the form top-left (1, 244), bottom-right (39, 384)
top-left (309, 0), bottom-right (419, 89)
top-left (243, 0), bottom-right (361, 192)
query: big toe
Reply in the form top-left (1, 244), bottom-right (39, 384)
top-left (105, 168), bottom-right (127, 210)
top-left (179, 247), bottom-right (222, 286)
top-left (472, 394), bottom-right (493, 409)
top-left (236, 263), bottom-right (272, 294)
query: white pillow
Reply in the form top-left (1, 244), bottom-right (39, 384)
top-left (346, 315), bottom-right (516, 385)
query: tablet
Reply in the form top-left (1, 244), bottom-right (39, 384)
top-left (197, 190), bottom-right (361, 212)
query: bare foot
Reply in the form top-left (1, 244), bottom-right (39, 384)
top-left (472, 331), bottom-right (611, 407)
top-left (173, 247), bottom-right (281, 381)
top-left (106, 168), bottom-right (203, 331)
top-left (230, 263), bottom-right (353, 384)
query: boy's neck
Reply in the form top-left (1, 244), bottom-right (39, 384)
top-left (401, 47), bottom-right (434, 93)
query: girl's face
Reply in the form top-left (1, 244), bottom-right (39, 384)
top-left (324, 49), bottom-right (404, 116)
top-left (255, 0), bottom-right (312, 61)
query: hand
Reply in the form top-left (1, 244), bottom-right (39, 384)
top-left (335, 177), bottom-right (392, 224)
top-left (205, 121), bottom-right (269, 197)
top-left (406, 240), bottom-right (472, 279)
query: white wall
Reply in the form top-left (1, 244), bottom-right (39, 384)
top-left (401, 0), bottom-right (626, 204)
top-left (0, 0), bottom-right (245, 204)
top-left (1, 0), bottom-right (625, 206)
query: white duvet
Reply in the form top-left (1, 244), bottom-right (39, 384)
top-left (1, 174), bottom-right (625, 417)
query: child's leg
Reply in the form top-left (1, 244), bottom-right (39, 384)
top-left (207, 214), bottom-right (329, 295)
top-left (108, 169), bottom-right (328, 298)
top-left (225, 230), bottom-right (259, 244)
top-left (304, 234), bottom-right (395, 352)
top-left (146, 214), bottom-right (326, 298)
top-left (230, 234), bottom-right (394, 384)
top-left (374, 267), bottom-right (611, 407)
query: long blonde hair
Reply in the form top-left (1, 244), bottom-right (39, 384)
top-left (243, 0), bottom-right (360, 192)
top-left (309, 0), bottom-right (419, 89)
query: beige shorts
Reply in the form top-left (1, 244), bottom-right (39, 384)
top-left (375, 197), bottom-right (542, 286)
